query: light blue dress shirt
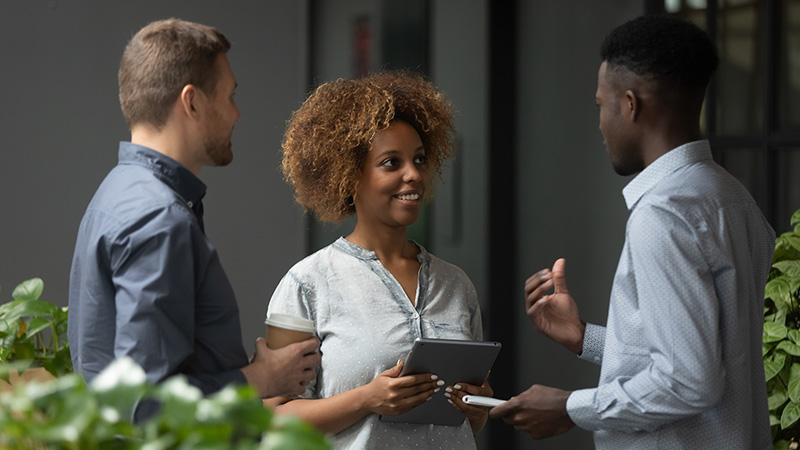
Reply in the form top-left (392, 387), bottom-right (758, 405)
top-left (566, 140), bottom-right (775, 449)
top-left (267, 237), bottom-right (482, 450)
top-left (68, 142), bottom-right (247, 395)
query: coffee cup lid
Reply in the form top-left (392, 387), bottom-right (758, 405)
top-left (265, 313), bottom-right (315, 333)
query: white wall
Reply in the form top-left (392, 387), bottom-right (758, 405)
top-left (0, 0), bottom-right (309, 348)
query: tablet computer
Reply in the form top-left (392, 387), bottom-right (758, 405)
top-left (379, 338), bottom-right (501, 426)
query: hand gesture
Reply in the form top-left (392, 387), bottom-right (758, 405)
top-left (489, 384), bottom-right (574, 439)
top-left (445, 379), bottom-right (493, 434)
top-left (524, 258), bottom-right (585, 354)
top-left (242, 337), bottom-right (321, 398)
top-left (363, 360), bottom-right (442, 416)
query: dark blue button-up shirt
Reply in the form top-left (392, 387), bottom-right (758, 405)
top-left (68, 142), bottom-right (247, 394)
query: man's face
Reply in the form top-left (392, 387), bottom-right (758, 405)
top-left (596, 61), bottom-right (642, 176)
top-left (202, 53), bottom-right (241, 167)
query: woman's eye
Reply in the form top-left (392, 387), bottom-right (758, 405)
top-left (381, 158), bottom-right (397, 167)
top-left (414, 155), bottom-right (427, 164)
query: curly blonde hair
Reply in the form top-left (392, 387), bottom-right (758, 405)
top-left (281, 71), bottom-right (455, 223)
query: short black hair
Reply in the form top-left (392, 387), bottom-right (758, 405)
top-left (600, 15), bottom-right (719, 91)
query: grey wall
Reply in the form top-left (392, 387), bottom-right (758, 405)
top-left (515, 1), bottom-right (643, 448)
top-left (0, 1), bottom-right (309, 349)
top-left (2, 1), bottom-right (654, 448)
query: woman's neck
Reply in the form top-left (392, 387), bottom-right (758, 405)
top-left (346, 222), bottom-right (415, 262)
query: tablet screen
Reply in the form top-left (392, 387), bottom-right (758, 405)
top-left (379, 338), bottom-right (501, 426)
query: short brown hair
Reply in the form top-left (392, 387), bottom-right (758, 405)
top-left (281, 71), bottom-right (455, 223)
top-left (118, 18), bottom-right (231, 129)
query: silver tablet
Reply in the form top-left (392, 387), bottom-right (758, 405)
top-left (379, 338), bottom-right (501, 426)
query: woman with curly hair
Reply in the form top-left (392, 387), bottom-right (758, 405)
top-left (265, 71), bottom-right (492, 449)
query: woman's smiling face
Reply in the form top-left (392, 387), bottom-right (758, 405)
top-left (353, 120), bottom-right (430, 230)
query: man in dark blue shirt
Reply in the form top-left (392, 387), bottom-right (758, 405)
top-left (68, 18), bottom-right (320, 400)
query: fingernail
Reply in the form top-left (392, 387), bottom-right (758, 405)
top-left (430, 374), bottom-right (438, 380)
top-left (447, 399), bottom-right (453, 405)
top-left (445, 387), bottom-right (453, 393)
top-left (436, 380), bottom-right (445, 386)
top-left (434, 388), bottom-right (440, 393)
top-left (426, 396), bottom-right (432, 402)
top-left (454, 384), bottom-right (462, 390)
top-left (444, 392), bottom-right (451, 398)
top-left (397, 359), bottom-right (403, 365)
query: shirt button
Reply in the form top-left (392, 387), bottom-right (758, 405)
top-left (187, 201), bottom-right (193, 208)
top-left (412, 312), bottom-right (419, 319)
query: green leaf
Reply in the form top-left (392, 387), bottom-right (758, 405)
top-left (766, 351), bottom-right (788, 381)
top-left (770, 413), bottom-right (781, 427)
top-left (261, 415), bottom-right (331, 450)
top-left (25, 317), bottom-right (51, 340)
top-left (12, 341), bottom-right (35, 360)
top-left (768, 380), bottom-right (789, 410)
top-left (785, 233), bottom-right (800, 253)
top-left (789, 329), bottom-right (800, 344)
top-left (778, 340), bottom-right (800, 357)
top-left (789, 364), bottom-right (800, 402)
top-left (773, 438), bottom-right (791, 450)
top-left (765, 342), bottom-right (776, 356)
top-left (765, 321), bottom-right (789, 343)
top-left (11, 278), bottom-right (43, 301)
top-left (792, 208), bottom-right (800, 227)
top-left (781, 400), bottom-right (800, 429)
top-left (774, 260), bottom-right (800, 277)
top-left (766, 277), bottom-right (794, 308)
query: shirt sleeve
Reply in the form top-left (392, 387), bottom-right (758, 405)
top-left (567, 205), bottom-right (725, 432)
top-left (577, 323), bottom-right (605, 366)
top-left (266, 270), bottom-right (318, 399)
top-left (109, 204), bottom-right (243, 393)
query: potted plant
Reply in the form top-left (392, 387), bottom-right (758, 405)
top-left (0, 357), bottom-right (331, 449)
top-left (0, 277), bottom-right (71, 390)
top-left (764, 207), bottom-right (800, 449)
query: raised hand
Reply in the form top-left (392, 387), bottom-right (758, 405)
top-left (524, 258), bottom-right (585, 354)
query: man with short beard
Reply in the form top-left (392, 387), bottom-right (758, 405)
top-left (68, 19), bottom-right (320, 413)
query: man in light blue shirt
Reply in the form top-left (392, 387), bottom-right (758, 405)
top-left (69, 19), bottom-right (320, 405)
top-left (491, 15), bottom-right (775, 449)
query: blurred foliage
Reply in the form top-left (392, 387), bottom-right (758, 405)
top-left (0, 357), bottom-right (331, 449)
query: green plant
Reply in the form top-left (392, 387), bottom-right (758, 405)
top-left (764, 208), bottom-right (800, 449)
top-left (0, 357), bottom-right (332, 449)
top-left (0, 278), bottom-right (71, 379)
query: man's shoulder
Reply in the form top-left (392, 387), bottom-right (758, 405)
top-left (77, 164), bottom-right (195, 245)
top-left (87, 164), bottom-right (188, 222)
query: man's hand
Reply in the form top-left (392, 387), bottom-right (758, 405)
top-left (524, 258), bottom-right (585, 354)
top-left (489, 384), bottom-right (575, 439)
top-left (241, 337), bottom-right (321, 398)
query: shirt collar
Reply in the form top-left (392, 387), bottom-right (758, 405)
top-left (622, 140), bottom-right (712, 211)
top-left (333, 236), bottom-right (431, 264)
top-left (117, 141), bottom-right (207, 206)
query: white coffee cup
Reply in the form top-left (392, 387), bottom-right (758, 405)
top-left (264, 313), bottom-right (315, 349)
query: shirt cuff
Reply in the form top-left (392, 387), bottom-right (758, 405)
top-left (566, 388), bottom-right (601, 431)
top-left (578, 323), bottom-right (604, 365)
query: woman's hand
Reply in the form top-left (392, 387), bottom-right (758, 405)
top-left (446, 379), bottom-right (493, 434)
top-left (362, 359), bottom-right (443, 416)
